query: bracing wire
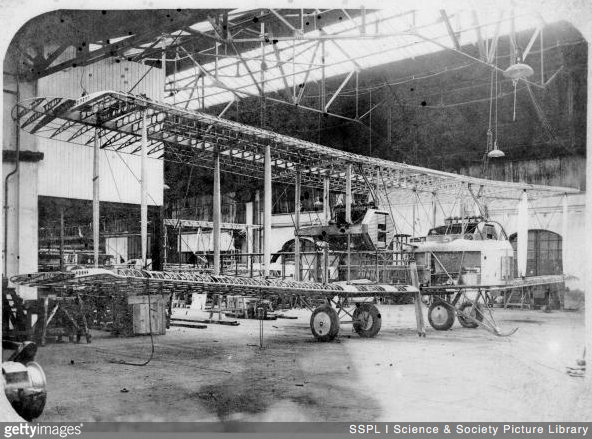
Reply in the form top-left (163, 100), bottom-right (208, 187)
top-left (103, 151), bottom-right (123, 203)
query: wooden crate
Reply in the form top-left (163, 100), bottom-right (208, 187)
top-left (127, 295), bottom-right (167, 335)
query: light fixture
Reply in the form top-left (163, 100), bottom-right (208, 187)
top-left (487, 141), bottom-right (505, 158)
top-left (503, 63), bottom-right (534, 80)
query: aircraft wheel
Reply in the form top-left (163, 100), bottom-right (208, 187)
top-left (457, 302), bottom-right (483, 328)
top-left (428, 300), bottom-right (455, 331)
top-left (353, 304), bottom-right (382, 338)
top-left (310, 305), bottom-right (340, 342)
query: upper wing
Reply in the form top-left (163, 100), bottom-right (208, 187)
top-left (13, 90), bottom-right (580, 203)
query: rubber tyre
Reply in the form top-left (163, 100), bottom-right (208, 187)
top-left (428, 300), bottom-right (455, 331)
top-left (457, 302), bottom-right (483, 328)
top-left (310, 305), bottom-right (340, 341)
top-left (352, 304), bottom-right (382, 338)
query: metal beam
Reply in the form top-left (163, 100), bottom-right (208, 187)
top-left (297, 41), bottom-right (321, 105)
top-left (440, 10), bottom-right (460, 50)
top-left (269, 9), bottom-right (297, 32)
top-left (229, 40), bottom-right (263, 95)
top-left (270, 31), bottom-right (295, 103)
top-left (228, 32), bottom-right (413, 43)
top-left (266, 95), bottom-right (361, 123)
top-left (325, 70), bottom-right (355, 112)
top-left (472, 10), bottom-right (487, 61)
top-left (329, 39), bottom-right (363, 72)
top-left (182, 76), bottom-right (200, 110)
top-left (207, 13), bottom-right (232, 43)
top-left (414, 31), bottom-right (545, 89)
top-left (522, 25), bottom-right (543, 61)
top-left (179, 47), bottom-right (245, 101)
top-left (38, 43), bottom-right (71, 70)
top-left (487, 12), bottom-right (504, 63)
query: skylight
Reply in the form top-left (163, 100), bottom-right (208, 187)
top-left (164, 8), bottom-right (544, 110)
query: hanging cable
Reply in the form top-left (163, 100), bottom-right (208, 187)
top-left (79, 65), bottom-right (88, 96)
top-left (482, 67), bottom-right (495, 174)
top-left (109, 288), bottom-right (155, 367)
top-left (494, 54), bottom-right (499, 149)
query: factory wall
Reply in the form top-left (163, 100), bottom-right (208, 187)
top-left (460, 156), bottom-right (586, 192)
top-left (36, 57), bottom-right (164, 205)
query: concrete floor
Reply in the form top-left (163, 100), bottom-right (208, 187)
top-left (19, 304), bottom-right (591, 422)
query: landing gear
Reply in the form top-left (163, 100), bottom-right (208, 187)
top-left (457, 302), bottom-right (483, 328)
top-left (422, 288), bottom-right (517, 336)
top-left (352, 304), bottom-right (382, 338)
top-left (427, 300), bottom-right (455, 330)
top-left (310, 305), bottom-right (340, 341)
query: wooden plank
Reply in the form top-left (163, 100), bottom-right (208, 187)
top-left (132, 303), bottom-right (144, 334)
top-left (170, 322), bottom-right (207, 329)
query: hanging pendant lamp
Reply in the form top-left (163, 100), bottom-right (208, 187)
top-left (504, 63), bottom-right (534, 122)
top-left (487, 140), bottom-right (505, 158)
top-left (503, 63), bottom-right (534, 80)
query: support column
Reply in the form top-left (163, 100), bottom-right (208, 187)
top-left (163, 224), bottom-right (168, 266)
top-left (263, 143), bottom-right (272, 277)
top-left (458, 183), bottom-right (466, 233)
top-left (177, 224), bottom-right (182, 266)
top-left (431, 193), bottom-right (437, 228)
top-left (412, 201), bottom-right (416, 238)
top-left (562, 194), bottom-right (568, 274)
top-left (140, 111), bottom-right (148, 268)
top-left (345, 164), bottom-right (352, 224)
top-left (516, 190), bottom-right (529, 277)
top-left (294, 170), bottom-right (301, 281)
top-left (93, 128), bottom-right (100, 269)
top-left (59, 208), bottom-right (64, 271)
top-left (585, 37), bottom-right (592, 380)
top-left (213, 147), bottom-right (221, 275)
top-left (5, 80), bottom-right (38, 302)
top-left (151, 206), bottom-right (164, 271)
top-left (245, 201), bottom-right (253, 256)
top-left (323, 175), bottom-right (330, 225)
top-left (254, 191), bottom-right (261, 255)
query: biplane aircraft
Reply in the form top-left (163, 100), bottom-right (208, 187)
top-left (408, 215), bottom-right (572, 336)
top-left (10, 90), bottom-right (579, 341)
